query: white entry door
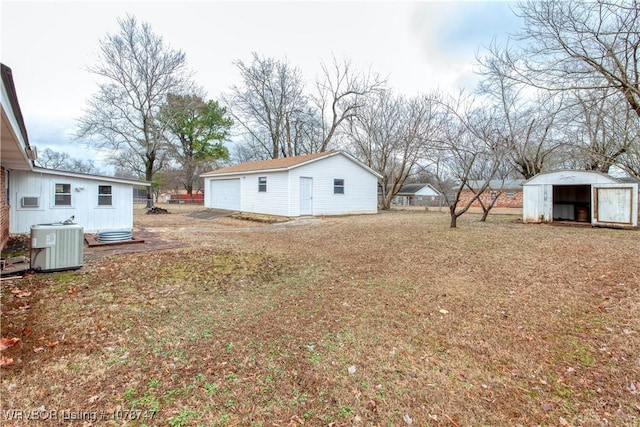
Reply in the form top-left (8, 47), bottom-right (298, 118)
top-left (300, 177), bottom-right (313, 215)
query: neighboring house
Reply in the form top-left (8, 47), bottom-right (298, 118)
top-left (1, 63), bottom-right (150, 247)
top-left (392, 183), bottom-right (443, 207)
top-left (457, 179), bottom-right (525, 208)
top-left (201, 150), bottom-right (382, 216)
top-left (522, 170), bottom-right (638, 228)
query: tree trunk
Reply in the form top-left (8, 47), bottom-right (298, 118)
top-left (449, 205), bottom-right (458, 228)
top-left (145, 153), bottom-right (155, 208)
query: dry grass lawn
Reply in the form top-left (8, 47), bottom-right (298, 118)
top-left (1, 206), bottom-right (639, 426)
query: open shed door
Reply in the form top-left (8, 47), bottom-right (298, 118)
top-left (593, 184), bottom-right (638, 227)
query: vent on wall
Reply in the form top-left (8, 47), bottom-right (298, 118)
top-left (21, 196), bottom-right (39, 207)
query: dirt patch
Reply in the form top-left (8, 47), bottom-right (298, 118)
top-left (186, 208), bottom-right (235, 220)
top-left (230, 212), bottom-right (291, 224)
top-left (1, 210), bottom-right (639, 426)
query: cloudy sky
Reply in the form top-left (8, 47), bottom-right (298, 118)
top-left (1, 0), bottom-right (523, 169)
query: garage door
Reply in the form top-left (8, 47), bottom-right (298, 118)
top-left (211, 179), bottom-right (240, 210)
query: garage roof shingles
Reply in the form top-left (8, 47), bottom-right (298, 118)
top-left (201, 151), bottom-right (335, 176)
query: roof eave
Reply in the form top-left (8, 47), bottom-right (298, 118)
top-left (201, 150), bottom-right (383, 179)
top-left (32, 166), bottom-right (151, 186)
top-left (1, 63), bottom-right (35, 171)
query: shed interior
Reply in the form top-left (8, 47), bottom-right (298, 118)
top-left (552, 185), bottom-right (591, 222)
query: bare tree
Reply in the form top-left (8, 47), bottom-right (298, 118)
top-left (36, 148), bottom-right (102, 174)
top-left (349, 90), bottom-right (439, 209)
top-left (619, 121), bottom-right (640, 178)
top-left (76, 15), bottom-right (191, 207)
top-left (225, 53), bottom-right (312, 159)
top-left (515, 0), bottom-right (640, 118)
top-left (560, 88), bottom-right (638, 173)
top-left (429, 94), bottom-right (510, 228)
top-left (477, 43), bottom-right (565, 178)
top-left (313, 57), bottom-right (386, 151)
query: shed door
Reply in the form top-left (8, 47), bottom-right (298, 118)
top-left (523, 184), bottom-right (552, 223)
top-left (593, 184), bottom-right (637, 226)
top-left (300, 177), bottom-right (313, 216)
top-left (211, 179), bottom-right (241, 211)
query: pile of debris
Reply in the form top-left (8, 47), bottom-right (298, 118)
top-left (146, 206), bottom-right (169, 215)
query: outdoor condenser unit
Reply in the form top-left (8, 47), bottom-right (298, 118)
top-left (30, 224), bottom-right (84, 272)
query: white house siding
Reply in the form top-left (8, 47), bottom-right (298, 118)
top-left (9, 170), bottom-right (136, 234)
top-left (288, 155), bottom-right (378, 216)
top-left (416, 186), bottom-right (440, 197)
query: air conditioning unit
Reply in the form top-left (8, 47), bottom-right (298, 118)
top-left (30, 224), bottom-right (84, 272)
top-left (21, 196), bottom-right (39, 207)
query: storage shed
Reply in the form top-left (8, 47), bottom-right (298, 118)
top-left (201, 150), bottom-right (382, 217)
top-left (522, 170), bottom-right (638, 228)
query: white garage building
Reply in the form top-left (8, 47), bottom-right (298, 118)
top-left (522, 170), bottom-right (638, 228)
top-left (201, 151), bottom-right (382, 217)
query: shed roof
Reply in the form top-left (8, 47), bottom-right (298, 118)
top-left (201, 150), bottom-right (382, 178)
top-left (523, 170), bottom-right (621, 186)
top-left (618, 176), bottom-right (640, 184)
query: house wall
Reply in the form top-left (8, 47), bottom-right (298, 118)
top-left (9, 170), bottom-right (135, 234)
top-left (458, 188), bottom-right (523, 208)
top-left (1, 165), bottom-right (9, 248)
top-left (416, 186), bottom-right (440, 197)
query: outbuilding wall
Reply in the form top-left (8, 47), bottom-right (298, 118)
top-left (288, 154), bottom-right (378, 216)
top-left (240, 171), bottom-right (290, 216)
top-left (203, 153), bottom-right (379, 216)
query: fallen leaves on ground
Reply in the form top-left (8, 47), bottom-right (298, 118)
top-left (10, 288), bottom-right (31, 298)
top-left (0, 337), bottom-right (21, 351)
top-left (0, 355), bottom-right (14, 367)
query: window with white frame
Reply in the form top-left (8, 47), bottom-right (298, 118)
top-left (258, 176), bottom-right (267, 192)
top-left (98, 185), bottom-right (113, 206)
top-left (54, 183), bottom-right (72, 206)
top-left (334, 179), bottom-right (345, 194)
